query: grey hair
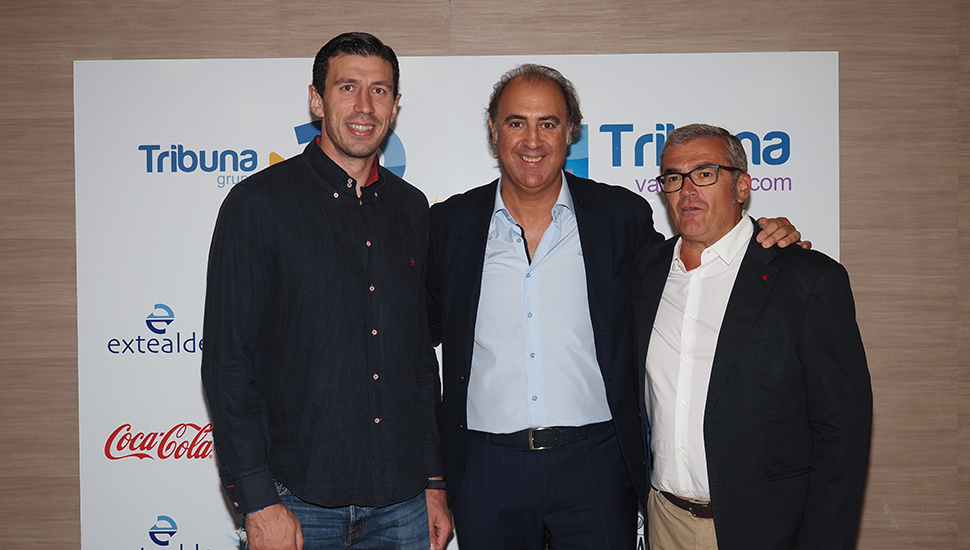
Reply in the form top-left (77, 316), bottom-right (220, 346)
top-left (485, 64), bottom-right (583, 155)
top-left (660, 123), bottom-right (748, 174)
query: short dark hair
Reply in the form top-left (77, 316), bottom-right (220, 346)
top-left (312, 32), bottom-right (400, 97)
top-left (660, 123), bottom-right (748, 174)
top-left (486, 64), bottom-right (583, 154)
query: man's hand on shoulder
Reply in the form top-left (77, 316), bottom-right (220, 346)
top-left (245, 503), bottom-right (303, 550)
top-left (426, 480), bottom-right (453, 550)
top-left (756, 216), bottom-right (812, 249)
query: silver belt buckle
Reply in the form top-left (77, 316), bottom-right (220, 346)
top-left (528, 427), bottom-right (556, 450)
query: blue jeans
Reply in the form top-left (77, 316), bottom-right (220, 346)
top-left (244, 482), bottom-right (430, 550)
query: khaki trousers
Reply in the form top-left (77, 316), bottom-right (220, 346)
top-left (647, 488), bottom-right (718, 550)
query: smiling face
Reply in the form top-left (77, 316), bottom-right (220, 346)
top-left (309, 54), bottom-right (400, 171)
top-left (662, 137), bottom-right (751, 250)
top-left (489, 77), bottom-right (572, 199)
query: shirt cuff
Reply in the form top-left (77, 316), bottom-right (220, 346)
top-left (424, 439), bottom-right (444, 479)
top-left (223, 468), bottom-right (280, 515)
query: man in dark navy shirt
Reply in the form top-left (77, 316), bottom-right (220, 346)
top-left (202, 32), bottom-right (451, 550)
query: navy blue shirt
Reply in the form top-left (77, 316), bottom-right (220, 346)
top-left (202, 141), bottom-right (442, 514)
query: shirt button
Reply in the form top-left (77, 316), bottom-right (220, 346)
top-left (347, 178), bottom-right (354, 185)
top-left (346, 182), bottom-right (353, 188)
top-left (366, 240), bottom-right (372, 247)
top-left (371, 329), bottom-right (378, 336)
top-left (369, 284), bottom-right (375, 292)
top-left (374, 418), bottom-right (381, 424)
top-left (526, 273), bottom-right (531, 278)
top-left (527, 312), bottom-right (533, 318)
top-left (530, 352), bottom-right (535, 358)
top-left (517, 238), bottom-right (522, 243)
top-left (373, 373), bottom-right (379, 380)
top-left (678, 445), bottom-right (685, 452)
top-left (532, 395), bottom-right (537, 401)
top-left (333, 192), bottom-right (339, 199)
top-left (374, 192), bottom-right (378, 197)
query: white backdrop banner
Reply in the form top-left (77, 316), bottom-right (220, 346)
top-left (75, 52), bottom-right (838, 550)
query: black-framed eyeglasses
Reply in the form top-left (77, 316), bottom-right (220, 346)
top-left (657, 165), bottom-right (742, 193)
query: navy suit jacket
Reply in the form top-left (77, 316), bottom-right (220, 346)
top-left (634, 219), bottom-right (872, 550)
top-left (427, 172), bottom-right (663, 505)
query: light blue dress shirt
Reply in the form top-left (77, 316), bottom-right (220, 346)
top-left (466, 174), bottom-right (613, 434)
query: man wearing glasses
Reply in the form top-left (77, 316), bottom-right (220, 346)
top-left (634, 124), bottom-right (872, 550)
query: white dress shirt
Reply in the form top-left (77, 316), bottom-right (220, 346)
top-left (645, 214), bottom-right (753, 499)
top-left (466, 175), bottom-right (612, 434)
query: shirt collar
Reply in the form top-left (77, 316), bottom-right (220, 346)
top-left (492, 171), bottom-right (572, 222)
top-left (306, 137), bottom-right (385, 193)
top-left (672, 211), bottom-right (753, 271)
top-left (365, 157), bottom-right (380, 187)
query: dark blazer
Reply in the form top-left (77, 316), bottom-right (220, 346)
top-left (634, 218), bottom-right (872, 550)
top-left (427, 172), bottom-right (663, 505)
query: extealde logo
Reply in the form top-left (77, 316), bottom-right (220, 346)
top-left (107, 303), bottom-right (202, 355)
top-left (141, 514), bottom-right (214, 550)
top-left (149, 516), bottom-right (178, 546)
top-left (146, 304), bottom-right (174, 334)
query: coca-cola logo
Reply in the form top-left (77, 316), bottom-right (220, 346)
top-left (104, 422), bottom-right (213, 460)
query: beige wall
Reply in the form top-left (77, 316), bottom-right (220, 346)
top-left (0, 1), bottom-right (966, 548)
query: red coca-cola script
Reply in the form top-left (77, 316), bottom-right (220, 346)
top-left (104, 423), bottom-right (213, 460)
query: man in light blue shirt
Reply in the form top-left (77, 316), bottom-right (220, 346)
top-left (468, 178), bottom-right (612, 434)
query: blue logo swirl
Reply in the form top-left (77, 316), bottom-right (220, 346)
top-left (145, 304), bottom-right (175, 335)
top-left (148, 515), bottom-right (178, 546)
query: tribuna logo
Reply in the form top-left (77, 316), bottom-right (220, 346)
top-left (138, 145), bottom-right (257, 173)
top-left (104, 422), bottom-right (213, 461)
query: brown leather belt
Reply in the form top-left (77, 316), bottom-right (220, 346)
top-left (660, 490), bottom-right (714, 518)
top-left (471, 421), bottom-right (611, 450)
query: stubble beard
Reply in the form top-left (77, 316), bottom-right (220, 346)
top-left (324, 116), bottom-right (384, 160)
